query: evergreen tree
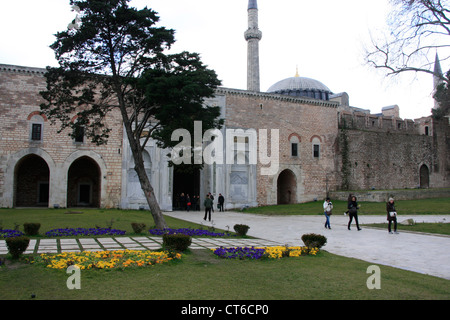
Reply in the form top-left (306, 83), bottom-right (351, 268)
top-left (40, 0), bottom-right (222, 228)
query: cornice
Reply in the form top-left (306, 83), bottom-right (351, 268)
top-left (0, 64), bottom-right (47, 75)
top-left (215, 87), bottom-right (339, 108)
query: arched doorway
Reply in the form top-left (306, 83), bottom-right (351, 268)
top-left (277, 169), bottom-right (297, 204)
top-left (14, 154), bottom-right (50, 207)
top-left (420, 164), bottom-right (430, 188)
top-left (173, 165), bottom-right (200, 210)
top-left (67, 156), bottom-right (101, 207)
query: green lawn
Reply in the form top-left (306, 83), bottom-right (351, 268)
top-left (0, 208), bottom-right (221, 237)
top-left (365, 222), bottom-right (450, 236)
top-left (1, 249), bottom-right (449, 300)
top-left (243, 197), bottom-right (450, 216)
top-left (1, 203), bottom-right (449, 300)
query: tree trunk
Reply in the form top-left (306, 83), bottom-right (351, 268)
top-left (118, 101), bottom-right (168, 229)
top-left (133, 159), bottom-right (168, 229)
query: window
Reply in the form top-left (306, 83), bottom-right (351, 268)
top-left (74, 126), bottom-right (85, 143)
top-left (311, 136), bottom-right (321, 159)
top-left (313, 144), bottom-right (320, 158)
top-left (29, 114), bottom-right (45, 142)
top-left (31, 123), bottom-right (42, 141)
top-left (291, 143), bottom-right (298, 157)
top-left (289, 134), bottom-right (300, 158)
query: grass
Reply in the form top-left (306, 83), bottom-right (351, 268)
top-left (1, 249), bottom-right (449, 300)
top-left (1, 202), bottom-right (449, 300)
top-left (0, 208), bottom-right (226, 238)
top-left (242, 197), bottom-right (450, 216)
top-left (365, 222), bottom-right (450, 236)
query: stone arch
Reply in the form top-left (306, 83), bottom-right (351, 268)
top-left (277, 169), bottom-right (297, 204)
top-left (64, 151), bottom-right (107, 208)
top-left (14, 154), bottom-right (50, 207)
top-left (3, 148), bottom-right (56, 208)
top-left (419, 164), bottom-right (430, 188)
top-left (67, 156), bottom-right (101, 207)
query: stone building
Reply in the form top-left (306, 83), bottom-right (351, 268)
top-left (0, 0), bottom-right (448, 210)
top-left (0, 65), bottom-right (123, 209)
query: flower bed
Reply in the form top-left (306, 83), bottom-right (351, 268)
top-left (0, 229), bottom-right (24, 239)
top-left (149, 228), bottom-right (233, 238)
top-left (31, 249), bottom-right (181, 270)
top-left (45, 228), bottom-right (126, 237)
top-left (212, 246), bottom-right (319, 260)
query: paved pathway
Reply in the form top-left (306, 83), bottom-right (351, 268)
top-left (165, 211), bottom-right (450, 280)
top-left (1, 211), bottom-right (449, 280)
top-left (0, 234), bottom-right (281, 255)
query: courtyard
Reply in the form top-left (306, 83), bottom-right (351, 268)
top-left (0, 198), bottom-right (449, 301)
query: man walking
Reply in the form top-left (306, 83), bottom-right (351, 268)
top-left (203, 194), bottom-right (213, 221)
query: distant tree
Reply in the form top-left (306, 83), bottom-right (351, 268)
top-left (365, 0), bottom-right (450, 81)
top-left (40, 0), bottom-right (222, 228)
top-left (433, 70), bottom-right (450, 118)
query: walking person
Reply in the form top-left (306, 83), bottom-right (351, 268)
top-left (323, 197), bottom-right (333, 229)
top-left (344, 193), bottom-right (353, 216)
top-left (203, 194), bottom-right (213, 221)
top-left (208, 192), bottom-right (215, 212)
top-left (218, 193), bottom-right (225, 212)
top-left (386, 197), bottom-right (399, 234)
top-left (347, 195), bottom-right (361, 231)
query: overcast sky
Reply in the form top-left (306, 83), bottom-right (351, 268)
top-left (0, 0), bottom-right (443, 120)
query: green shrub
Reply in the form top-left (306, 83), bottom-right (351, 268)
top-left (301, 233), bottom-right (327, 248)
top-left (131, 222), bottom-right (146, 234)
top-left (162, 233), bottom-right (192, 252)
top-left (233, 224), bottom-right (250, 236)
top-left (23, 223), bottom-right (41, 236)
top-left (6, 236), bottom-right (30, 259)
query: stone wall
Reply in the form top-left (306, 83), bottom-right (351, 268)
top-left (218, 88), bottom-right (340, 205)
top-left (0, 64), bottom-right (123, 208)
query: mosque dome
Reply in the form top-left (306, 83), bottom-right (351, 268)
top-left (267, 73), bottom-right (333, 101)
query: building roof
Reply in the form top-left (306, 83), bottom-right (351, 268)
top-left (267, 75), bottom-right (333, 101)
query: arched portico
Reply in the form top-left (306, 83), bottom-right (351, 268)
top-left (277, 169), bottom-right (297, 204)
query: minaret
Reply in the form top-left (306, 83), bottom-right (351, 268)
top-left (433, 52), bottom-right (444, 109)
top-left (245, 0), bottom-right (262, 92)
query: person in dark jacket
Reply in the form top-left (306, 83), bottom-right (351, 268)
top-left (386, 197), bottom-right (399, 234)
top-left (218, 193), bottom-right (225, 212)
top-left (203, 194), bottom-right (213, 221)
top-left (347, 196), bottom-right (361, 231)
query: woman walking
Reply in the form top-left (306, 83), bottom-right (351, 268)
top-left (386, 197), bottom-right (399, 234)
top-left (347, 195), bottom-right (361, 231)
top-left (323, 197), bottom-right (333, 229)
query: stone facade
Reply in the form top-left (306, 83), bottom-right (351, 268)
top-left (337, 110), bottom-right (450, 191)
top-left (1, 1), bottom-right (449, 210)
top-left (0, 64), bottom-right (449, 210)
top-left (0, 64), bottom-right (123, 208)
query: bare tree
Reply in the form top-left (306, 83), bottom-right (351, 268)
top-left (366, 0), bottom-right (450, 83)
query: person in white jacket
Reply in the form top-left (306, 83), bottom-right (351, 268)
top-left (323, 197), bottom-right (333, 229)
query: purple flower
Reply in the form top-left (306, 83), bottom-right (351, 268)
top-left (148, 228), bottom-right (234, 238)
top-left (0, 229), bottom-right (24, 238)
top-left (45, 228), bottom-right (126, 237)
top-left (213, 247), bottom-right (266, 260)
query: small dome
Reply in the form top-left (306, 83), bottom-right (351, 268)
top-left (267, 76), bottom-right (332, 101)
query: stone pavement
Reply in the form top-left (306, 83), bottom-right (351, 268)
top-left (165, 211), bottom-right (450, 280)
top-left (0, 234), bottom-right (281, 255)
